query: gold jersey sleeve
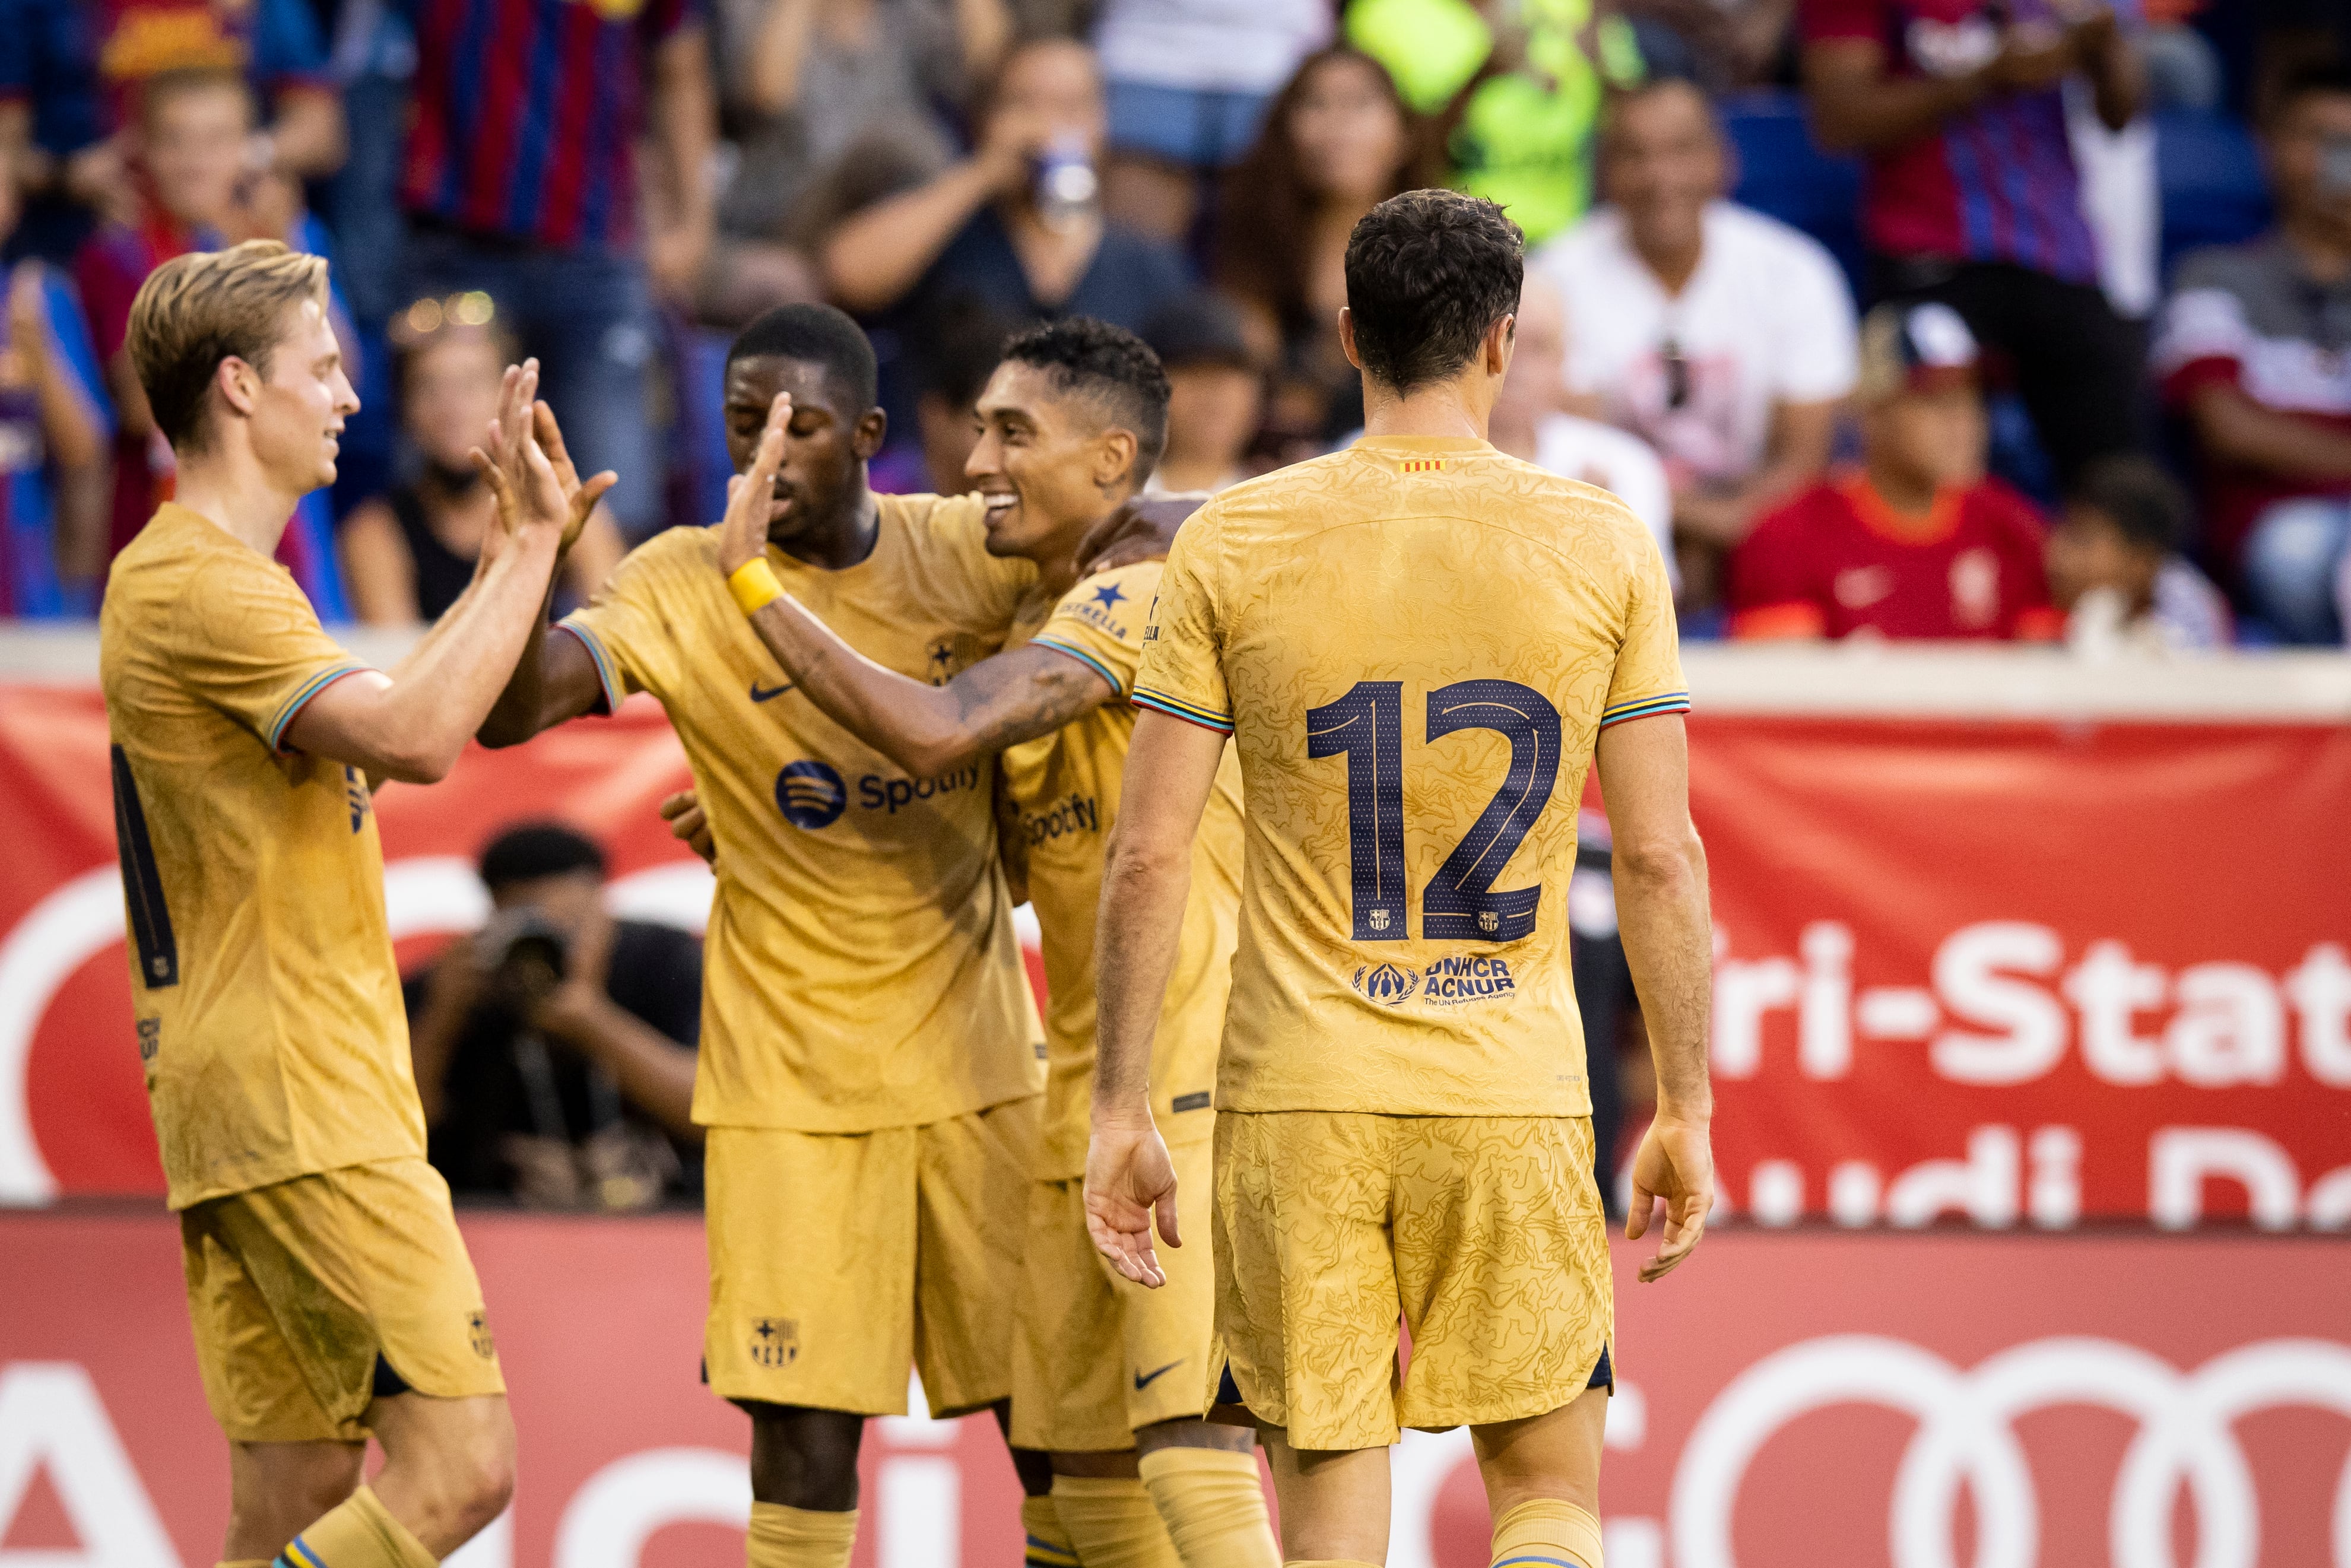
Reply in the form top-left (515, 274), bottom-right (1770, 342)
top-left (559, 494), bottom-right (1046, 1132)
top-left (1002, 561), bottom-right (1243, 1177)
top-left (1134, 437), bottom-right (1689, 1118)
top-left (98, 504), bottom-right (420, 1209)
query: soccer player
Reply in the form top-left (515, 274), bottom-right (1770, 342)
top-left (1085, 189), bottom-right (1718, 1568)
top-left (477, 304), bottom-right (1049, 1568)
top-left (100, 240), bottom-right (601, 1568)
top-left (694, 318), bottom-right (1278, 1568)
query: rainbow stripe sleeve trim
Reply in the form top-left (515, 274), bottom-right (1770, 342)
top-left (1031, 636), bottom-right (1125, 697)
top-left (556, 621), bottom-right (624, 715)
top-left (1599, 691), bottom-right (1692, 728)
top-left (1132, 687), bottom-right (1234, 735)
top-left (266, 663), bottom-right (369, 752)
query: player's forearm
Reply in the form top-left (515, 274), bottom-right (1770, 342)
top-left (369, 537), bottom-right (563, 776)
top-left (1613, 827), bottom-right (1715, 1121)
top-left (1092, 836), bottom-right (1193, 1115)
top-left (745, 595), bottom-right (972, 772)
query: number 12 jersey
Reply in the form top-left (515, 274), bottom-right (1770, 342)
top-left (1134, 436), bottom-right (1688, 1119)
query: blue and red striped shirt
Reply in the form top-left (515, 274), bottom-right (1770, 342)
top-left (1800, 0), bottom-right (2109, 285)
top-left (401, 0), bottom-right (699, 252)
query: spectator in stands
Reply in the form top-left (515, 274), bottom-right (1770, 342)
top-left (1489, 271), bottom-right (1676, 575)
top-left (1728, 302), bottom-right (2062, 640)
top-left (701, 0), bottom-right (1010, 326)
top-left (0, 166), bottom-right (110, 617)
top-left (339, 296), bottom-right (624, 627)
top-left (2047, 454), bottom-right (2232, 652)
top-left (1801, 0), bottom-right (2149, 485)
top-left (1536, 77), bottom-right (1853, 608)
top-left (1215, 45), bottom-right (1426, 458)
top-left (907, 298), bottom-right (1017, 496)
top-left (824, 37), bottom-right (1188, 338)
top-left (2154, 62), bottom-right (2351, 645)
top-left (408, 824), bottom-right (704, 1210)
top-left (1350, 0), bottom-right (1647, 245)
top-left (400, 0), bottom-right (715, 542)
top-left (1140, 291), bottom-right (1261, 494)
top-left (1091, 0), bottom-right (1332, 242)
top-left (72, 67), bottom-right (350, 610)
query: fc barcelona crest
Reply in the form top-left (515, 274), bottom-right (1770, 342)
top-left (750, 1317), bottom-right (799, 1368)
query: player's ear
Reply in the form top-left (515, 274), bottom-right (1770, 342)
top-left (1486, 313), bottom-right (1516, 378)
top-left (1337, 307), bottom-right (1363, 372)
top-left (852, 407), bottom-right (889, 462)
top-left (1097, 427), bottom-right (1139, 491)
top-left (215, 356), bottom-right (262, 420)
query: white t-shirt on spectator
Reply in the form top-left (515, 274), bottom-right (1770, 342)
top-left (1094, 0), bottom-right (1332, 94)
top-left (1530, 412), bottom-right (1679, 591)
top-left (1535, 201), bottom-right (1858, 488)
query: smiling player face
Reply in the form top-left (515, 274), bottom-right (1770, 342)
top-left (247, 299), bottom-right (358, 496)
top-left (966, 360), bottom-right (1131, 564)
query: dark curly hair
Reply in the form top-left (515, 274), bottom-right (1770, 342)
top-left (1000, 317), bottom-right (1172, 483)
top-left (727, 303), bottom-right (878, 414)
top-left (1343, 190), bottom-right (1524, 393)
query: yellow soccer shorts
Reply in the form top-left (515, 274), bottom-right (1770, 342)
top-left (1010, 1135), bottom-right (1216, 1452)
top-left (705, 1096), bottom-right (1038, 1417)
top-left (1208, 1112), bottom-right (1613, 1452)
top-left (179, 1156), bottom-right (504, 1444)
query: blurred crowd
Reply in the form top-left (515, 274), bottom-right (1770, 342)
top-left (3, 0), bottom-right (2349, 647)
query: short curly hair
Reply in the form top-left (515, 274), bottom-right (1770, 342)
top-left (1000, 316), bottom-right (1171, 483)
top-left (1344, 189), bottom-right (1524, 393)
top-left (128, 239), bottom-right (331, 452)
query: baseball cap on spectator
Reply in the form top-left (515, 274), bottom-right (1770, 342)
top-left (1141, 291), bottom-right (1257, 372)
top-left (1854, 301), bottom-right (1978, 404)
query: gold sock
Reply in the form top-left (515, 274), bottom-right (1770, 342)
top-left (1052, 1475), bottom-right (1182, 1568)
top-left (1136, 1447), bottom-right (1279, 1568)
top-left (276, 1487), bottom-right (433, 1568)
top-left (1023, 1495), bottom-right (1081, 1568)
top-left (1489, 1498), bottom-right (1603, 1568)
top-left (746, 1502), bottom-right (858, 1568)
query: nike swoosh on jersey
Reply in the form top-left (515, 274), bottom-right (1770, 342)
top-left (1133, 1359), bottom-right (1182, 1391)
top-left (750, 681), bottom-right (795, 703)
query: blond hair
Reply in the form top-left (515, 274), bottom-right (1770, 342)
top-left (128, 240), bottom-right (331, 452)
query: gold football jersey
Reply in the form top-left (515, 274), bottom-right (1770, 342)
top-left (561, 495), bottom-right (1045, 1132)
top-left (100, 503), bottom-right (420, 1210)
top-left (1001, 561), bottom-right (1243, 1177)
top-left (1134, 436), bottom-right (1688, 1118)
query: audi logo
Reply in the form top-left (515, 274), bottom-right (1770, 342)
top-left (1671, 1334), bottom-right (2351, 1568)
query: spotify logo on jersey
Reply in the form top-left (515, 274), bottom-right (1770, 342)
top-left (775, 761), bottom-right (848, 830)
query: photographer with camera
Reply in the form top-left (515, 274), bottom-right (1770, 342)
top-left (407, 824), bottom-right (705, 1210)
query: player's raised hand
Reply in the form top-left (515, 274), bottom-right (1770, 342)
top-left (718, 393), bottom-right (791, 574)
top-left (659, 789), bottom-right (717, 866)
top-left (471, 359), bottom-right (570, 557)
top-left (1084, 1113), bottom-right (1181, 1288)
top-left (1626, 1112), bottom-right (1714, 1282)
top-left (531, 399), bottom-right (617, 552)
top-left (1077, 491), bottom-right (1205, 576)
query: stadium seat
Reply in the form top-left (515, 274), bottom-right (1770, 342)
top-left (1721, 90), bottom-right (1869, 305)
top-left (2155, 109), bottom-right (2272, 274)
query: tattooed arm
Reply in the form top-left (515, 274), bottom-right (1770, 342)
top-left (742, 593), bottom-right (1112, 777)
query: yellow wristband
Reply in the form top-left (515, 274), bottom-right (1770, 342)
top-left (728, 557), bottom-right (783, 615)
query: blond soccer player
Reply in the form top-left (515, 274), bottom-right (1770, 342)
top-left (676, 318), bottom-right (1278, 1568)
top-left (100, 240), bottom-right (607, 1568)
top-left (477, 303), bottom-right (1048, 1568)
top-left (1085, 191), bottom-right (1718, 1568)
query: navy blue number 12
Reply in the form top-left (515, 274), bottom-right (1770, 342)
top-left (1308, 679), bottom-right (1562, 941)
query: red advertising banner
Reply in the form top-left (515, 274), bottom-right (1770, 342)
top-left (1690, 718), bottom-right (2351, 1230)
top-left (2, 687), bottom-right (2346, 1223)
top-left (4, 1217), bottom-right (2346, 1568)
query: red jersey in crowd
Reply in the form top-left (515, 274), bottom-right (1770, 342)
top-left (1798, 0), bottom-right (2105, 285)
top-left (401, 0), bottom-right (700, 251)
top-left (1728, 471), bottom-right (2063, 641)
